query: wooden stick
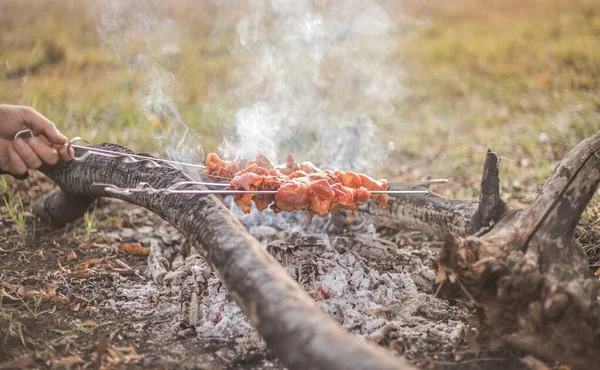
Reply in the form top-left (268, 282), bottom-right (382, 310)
top-left (35, 143), bottom-right (414, 370)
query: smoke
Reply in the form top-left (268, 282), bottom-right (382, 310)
top-left (220, 0), bottom-right (403, 172)
top-left (95, 0), bottom-right (203, 163)
top-left (94, 0), bottom-right (405, 173)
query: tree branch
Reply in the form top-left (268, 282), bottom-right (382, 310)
top-left (35, 144), bottom-right (413, 370)
top-left (437, 132), bottom-right (600, 368)
top-left (366, 150), bottom-right (507, 238)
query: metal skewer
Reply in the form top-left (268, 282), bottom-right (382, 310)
top-left (370, 190), bottom-right (428, 194)
top-left (388, 179), bottom-right (448, 187)
top-left (95, 183), bottom-right (428, 196)
top-left (66, 137), bottom-right (207, 169)
top-left (10, 131), bottom-right (447, 189)
top-left (165, 181), bottom-right (439, 191)
top-left (64, 137), bottom-right (450, 187)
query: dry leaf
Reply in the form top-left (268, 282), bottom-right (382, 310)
top-left (594, 267), bottom-right (600, 276)
top-left (79, 242), bottom-right (95, 249)
top-left (117, 243), bottom-right (149, 256)
top-left (521, 356), bottom-right (551, 370)
top-left (57, 255), bottom-right (69, 273)
top-left (53, 355), bottom-right (84, 367)
top-left (16, 286), bottom-right (26, 296)
top-left (48, 295), bottom-right (69, 305)
top-left (0, 354), bottom-right (32, 369)
top-left (75, 257), bottom-right (109, 270)
top-left (67, 250), bottom-right (77, 261)
top-left (556, 364), bottom-right (572, 370)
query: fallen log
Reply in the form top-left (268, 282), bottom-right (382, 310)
top-left (33, 132), bottom-right (600, 368)
top-left (366, 150), bottom-right (508, 238)
top-left (437, 132), bottom-right (600, 368)
top-left (34, 144), bottom-right (414, 370)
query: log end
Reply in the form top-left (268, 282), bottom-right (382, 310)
top-left (32, 187), bottom-right (95, 227)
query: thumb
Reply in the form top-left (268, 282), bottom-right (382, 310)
top-left (20, 107), bottom-right (67, 145)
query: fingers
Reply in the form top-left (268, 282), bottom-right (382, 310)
top-left (57, 144), bottom-right (75, 161)
top-left (19, 106), bottom-right (67, 145)
top-left (20, 137), bottom-right (60, 166)
top-left (7, 145), bottom-right (28, 176)
top-left (40, 135), bottom-right (75, 161)
top-left (13, 135), bottom-right (65, 172)
top-left (1, 135), bottom-right (70, 177)
top-left (13, 138), bottom-right (44, 169)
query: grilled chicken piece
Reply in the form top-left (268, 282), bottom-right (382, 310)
top-left (209, 152), bottom-right (388, 215)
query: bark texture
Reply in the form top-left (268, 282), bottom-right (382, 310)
top-left (366, 150), bottom-right (508, 238)
top-left (31, 189), bottom-right (95, 226)
top-left (437, 132), bottom-right (600, 368)
top-left (35, 144), bottom-right (413, 370)
top-left (32, 132), bottom-right (600, 368)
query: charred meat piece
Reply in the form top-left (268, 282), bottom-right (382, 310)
top-left (207, 152), bottom-right (389, 215)
top-left (205, 153), bottom-right (274, 180)
top-left (274, 178), bottom-right (311, 212)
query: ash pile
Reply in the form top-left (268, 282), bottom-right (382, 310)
top-left (110, 203), bottom-right (472, 368)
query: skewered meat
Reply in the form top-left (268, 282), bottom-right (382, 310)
top-left (270, 172), bottom-right (373, 215)
top-left (229, 168), bottom-right (385, 216)
top-left (336, 171), bottom-right (388, 208)
top-left (205, 153), bottom-right (388, 215)
top-left (205, 153), bottom-right (250, 179)
top-left (205, 153), bottom-right (275, 180)
top-left (205, 153), bottom-right (318, 179)
top-left (278, 154), bottom-right (320, 175)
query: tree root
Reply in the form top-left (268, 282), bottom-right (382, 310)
top-left (35, 144), bottom-right (414, 370)
top-left (437, 132), bottom-right (600, 368)
top-left (32, 132), bottom-right (600, 368)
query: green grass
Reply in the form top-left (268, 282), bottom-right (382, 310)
top-left (0, 292), bottom-right (26, 351)
top-left (396, 0), bottom-right (600, 189)
top-left (3, 192), bottom-right (27, 241)
top-left (18, 294), bottom-right (45, 321)
top-left (82, 206), bottom-right (98, 242)
top-left (0, 176), bottom-right (10, 194)
top-left (0, 0), bottom-right (598, 198)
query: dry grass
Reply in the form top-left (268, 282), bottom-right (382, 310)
top-left (0, 1), bottom-right (598, 366)
top-left (396, 0), bottom-right (600, 194)
top-left (0, 0), bottom-right (598, 195)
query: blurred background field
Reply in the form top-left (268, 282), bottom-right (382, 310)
top-left (1, 2), bottom-right (600, 367)
top-left (0, 0), bottom-right (599, 200)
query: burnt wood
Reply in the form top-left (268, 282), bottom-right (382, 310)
top-left (437, 132), bottom-right (600, 368)
top-left (35, 145), bottom-right (414, 370)
top-left (366, 150), bottom-right (508, 237)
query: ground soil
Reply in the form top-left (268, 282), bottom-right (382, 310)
top-left (0, 172), bottom-right (598, 370)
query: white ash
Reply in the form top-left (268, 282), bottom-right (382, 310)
top-left (262, 230), bottom-right (468, 358)
top-left (113, 207), bottom-right (472, 366)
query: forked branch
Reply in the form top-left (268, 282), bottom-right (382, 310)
top-left (437, 132), bottom-right (600, 368)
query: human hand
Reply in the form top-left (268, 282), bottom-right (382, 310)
top-left (0, 105), bottom-right (73, 177)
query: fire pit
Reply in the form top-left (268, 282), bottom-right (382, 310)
top-left (32, 131), bottom-right (600, 369)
